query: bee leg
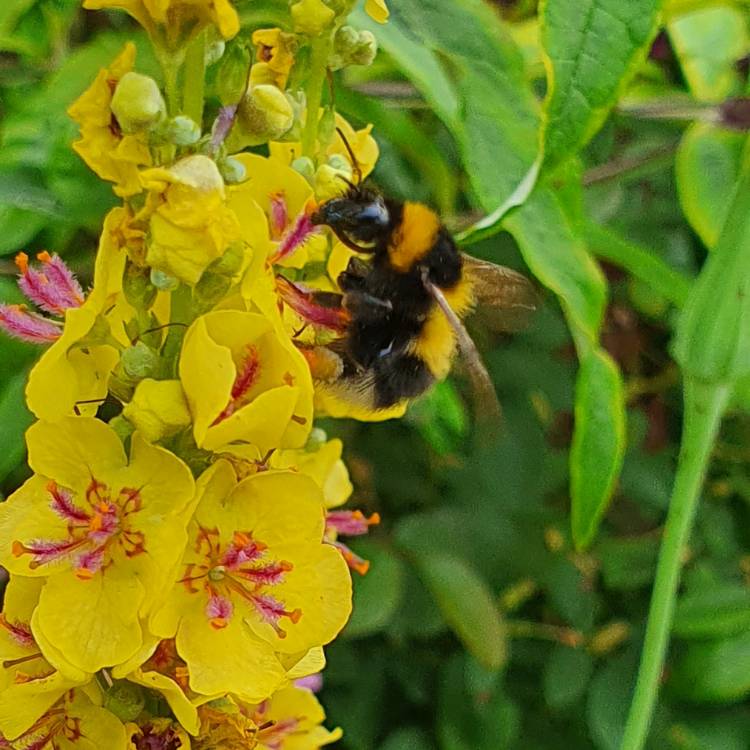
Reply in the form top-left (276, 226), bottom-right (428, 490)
top-left (342, 289), bottom-right (393, 322)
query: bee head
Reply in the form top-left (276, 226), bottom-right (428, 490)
top-left (311, 188), bottom-right (391, 250)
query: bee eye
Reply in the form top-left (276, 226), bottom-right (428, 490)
top-left (358, 201), bottom-right (389, 226)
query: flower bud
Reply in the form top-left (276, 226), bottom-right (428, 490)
top-left (121, 341), bottom-right (159, 379)
top-left (216, 42), bottom-right (251, 105)
top-left (150, 268), bottom-right (179, 291)
top-left (165, 115), bottom-right (202, 145)
top-left (123, 379), bottom-right (192, 442)
top-left (205, 39), bottom-right (226, 66)
top-left (234, 85), bottom-right (294, 147)
top-left (306, 427), bottom-right (328, 450)
top-left (104, 680), bottom-right (145, 722)
top-left (291, 0), bottom-right (336, 35)
top-left (327, 153), bottom-right (351, 172)
top-left (110, 72), bottom-right (166, 133)
top-left (218, 156), bottom-right (247, 184)
top-left (292, 156), bottom-right (316, 182)
top-left (123, 261), bottom-right (157, 310)
top-left (315, 163), bottom-right (350, 201)
top-left (331, 26), bottom-right (378, 69)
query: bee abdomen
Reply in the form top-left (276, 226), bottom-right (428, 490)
top-left (373, 353), bottom-right (434, 408)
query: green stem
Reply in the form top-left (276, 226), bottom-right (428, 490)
top-left (301, 35), bottom-right (333, 159)
top-left (620, 379), bottom-right (730, 750)
top-left (182, 30), bottom-right (206, 127)
top-left (161, 284), bottom-right (193, 378)
top-left (159, 51), bottom-right (181, 117)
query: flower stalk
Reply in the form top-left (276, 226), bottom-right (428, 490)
top-left (620, 379), bottom-right (730, 750)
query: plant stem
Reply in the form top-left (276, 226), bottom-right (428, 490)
top-left (161, 284), bottom-right (193, 378)
top-left (620, 379), bottom-right (730, 750)
top-left (158, 49), bottom-right (182, 117)
top-left (182, 30), bottom-right (206, 127)
top-left (301, 35), bottom-right (332, 159)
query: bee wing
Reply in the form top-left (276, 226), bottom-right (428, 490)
top-left (461, 253), bottom-right (538, 333)
top-left (424, 277), bottom-right (502, 428)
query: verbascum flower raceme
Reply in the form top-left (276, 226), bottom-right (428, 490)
top-left (0, 0), bottom-right (389, 746)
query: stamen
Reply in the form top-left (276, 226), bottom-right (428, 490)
top-left (15, 252), bottom-right (82, 315)
top-left (235, 560), bottom-right (293, 585)
top-left (0, 614), bottom-right (34, 648)
top-left (251, 593), bottom-right (302, 637)
top-left (12, 536), bottom-right (87, 568)
top-left (331, 540), bottom-right (371, 575)
top-left (275, 276), bottom-right (350, 333)
top-left (269, 192), bottom-right (288, 239)
top-left (326, 510), bottom-right (380, 537)
top-left (0, 304), bottom-right (61, 344)
top-left (36, 252), bottom-right (84, 307)
top-left (206, 594), bottom-right (234, 629)
top-left (47, 481), bottom-right (90, 523)
top-left (212, 345), bottom-right (262, 425)
top-left (268, 205), bottom-right (318, 265)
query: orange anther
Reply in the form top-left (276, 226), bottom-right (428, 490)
top-left (97, 501), bottom-right (110, 513)
top-left (210, 617), bottom-right (228, 630)
top-left (233, 531), bottom-right (251, 547)
top-left (11, 541), bottom-right (24, 558)
top-left (288, 608), bottom-right (302, 624)
top-left (14, 253), bottom-right (28, 273)
top-left (368, 512), bottom-right (381, 526)
top-left (89, 515), bottom-right (103, 532)
top-left (75, 567), bottom-right (94, 581)
top-left (36, 251), bottom-right (52, 264)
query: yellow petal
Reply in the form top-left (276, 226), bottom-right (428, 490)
top-left (365, 0), bottom-right (389, 23)
top-left (123, 379), bottom-right (192, 442)
top-left (127, 668), bottom-right (201, 735)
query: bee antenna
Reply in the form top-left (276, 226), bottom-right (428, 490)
top-left (335, 173), bottom-right (358, 191)
top-left (336, 126), bottom-right (363, 186)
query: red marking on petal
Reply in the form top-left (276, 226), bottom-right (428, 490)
top-left (212, 345), bottom-right (262, 425)
top-left (269, 191), bottom-right (288, 239)
top-left (0, 304), bottom-right (61, 343)
top-left (0, 614), bottom-right (34, 648)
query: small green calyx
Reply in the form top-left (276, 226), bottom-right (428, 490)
top-left (121, 341), bottom-right (159, 379)
top-left (103, 679), bottom-right (146, 722)
top-left (331, 26), bottom-right (377, 69)
top-left (111, 72), bottom-right (166, 134)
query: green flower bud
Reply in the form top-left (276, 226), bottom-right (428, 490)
top-left (150, 269), bottom-right (179, 291)
top-left (205, 39), bottom-right (226, 66)
top-left (291, 0), bottom-right (336, 36)
top-left (305, 427), bottom-right (328, 451)
top-left (219, 156), bottom-right (247, 184)
top-left (327, 153), bottom-right (351, 173)
top-left (351, 30), bottom-right (377, 66)
top-left (216, 43), bottom-right (251, 105)
top-left (234, 85), bottom-right (294, 147)
top-left (123, 261), bottom-right (157, 310)
top-left (165, 115), bottom-right (202, 145)
top-left (291, 156), bottom-right (316, 183)
top-left (110, 72), bottom-right (166, 134)
top-left (103, 680), bottom-right (145, 722)
top-left (121, 341), bottom-right (159, 379)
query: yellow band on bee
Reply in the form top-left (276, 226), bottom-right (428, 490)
top-left (387, 202), bottom-right (441, 272)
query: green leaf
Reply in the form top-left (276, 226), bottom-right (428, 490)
top-left (343, 540), bottom-right (405, 639)
top-left (598, 535), bottom-right (660, 591)
top-left (676, 123), bottom-right (745, 249)
top-left (540, 0), bottom-right (662, 169)
top-left (674, 584), bottom-right (750, 639)
top-left (380, 728), bottom-right (433, 750)
top-left (670, 632), bottom-right (750, 702)
top-left (354, 0), bottom-right (540, 230)
top-left (0, 368), bottom-right (33, 484)
top-left (673, 166), bottom-right (750, 382)
top-left (543, 646), bottom-right (594, 709)
top-left (570, 348), bottom-right (626, 549)
top-left (0, 170), bottom-right (63, 217)
top-left (668, 5), bottom-right (749, 102)
top-left (584, 221), bottom-right (693, 308)
top-left (505, 187), bottom-right (606, 341)
top-left (411, 552), bottom-right (506, 671)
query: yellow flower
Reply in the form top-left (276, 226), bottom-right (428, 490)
top-left (229, 153), bottom-right (324, 270)
top-left (272, 438), bottom-right (352, 509)
top-left (122, 379), bottom-right (192, 442)
top-left (0, 687), bottom-right (127, 749)
top-left (25, 208), bottom-right (129, 421)
top-left (194, 698), bottom-right (257, 750)
top-left (179, 310), bottom-right (313, 453)
top-left (254, 685), bottom-right (342, 750)
top-left (0, 576), bottom-right (90, 742)
top-left (0, 418), bottom-right (195, 673)
top-left (68, 43), bottom-right (152, 198)
top-left (83, 0), bottom-right (239, 45)
top-left (141, 155), bottom-right (242, 286)
top-left (251, 29), bottom-right (297, 89)
top-left (365, 0), bottom-right (389, 23)
top-left (150, 460), bottom-right (352, 702)
top-left (270, 114), bottom-right (379, 181)
top-left (127, 718), bottom-right (192, 750)
top-left (290, 0), bottom-right (335, 36)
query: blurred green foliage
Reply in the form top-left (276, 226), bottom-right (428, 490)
top-left (3, 0), bottom-right (750, 748)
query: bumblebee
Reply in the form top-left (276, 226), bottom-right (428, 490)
top-left (277, 177), bottom-right (538, 419)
